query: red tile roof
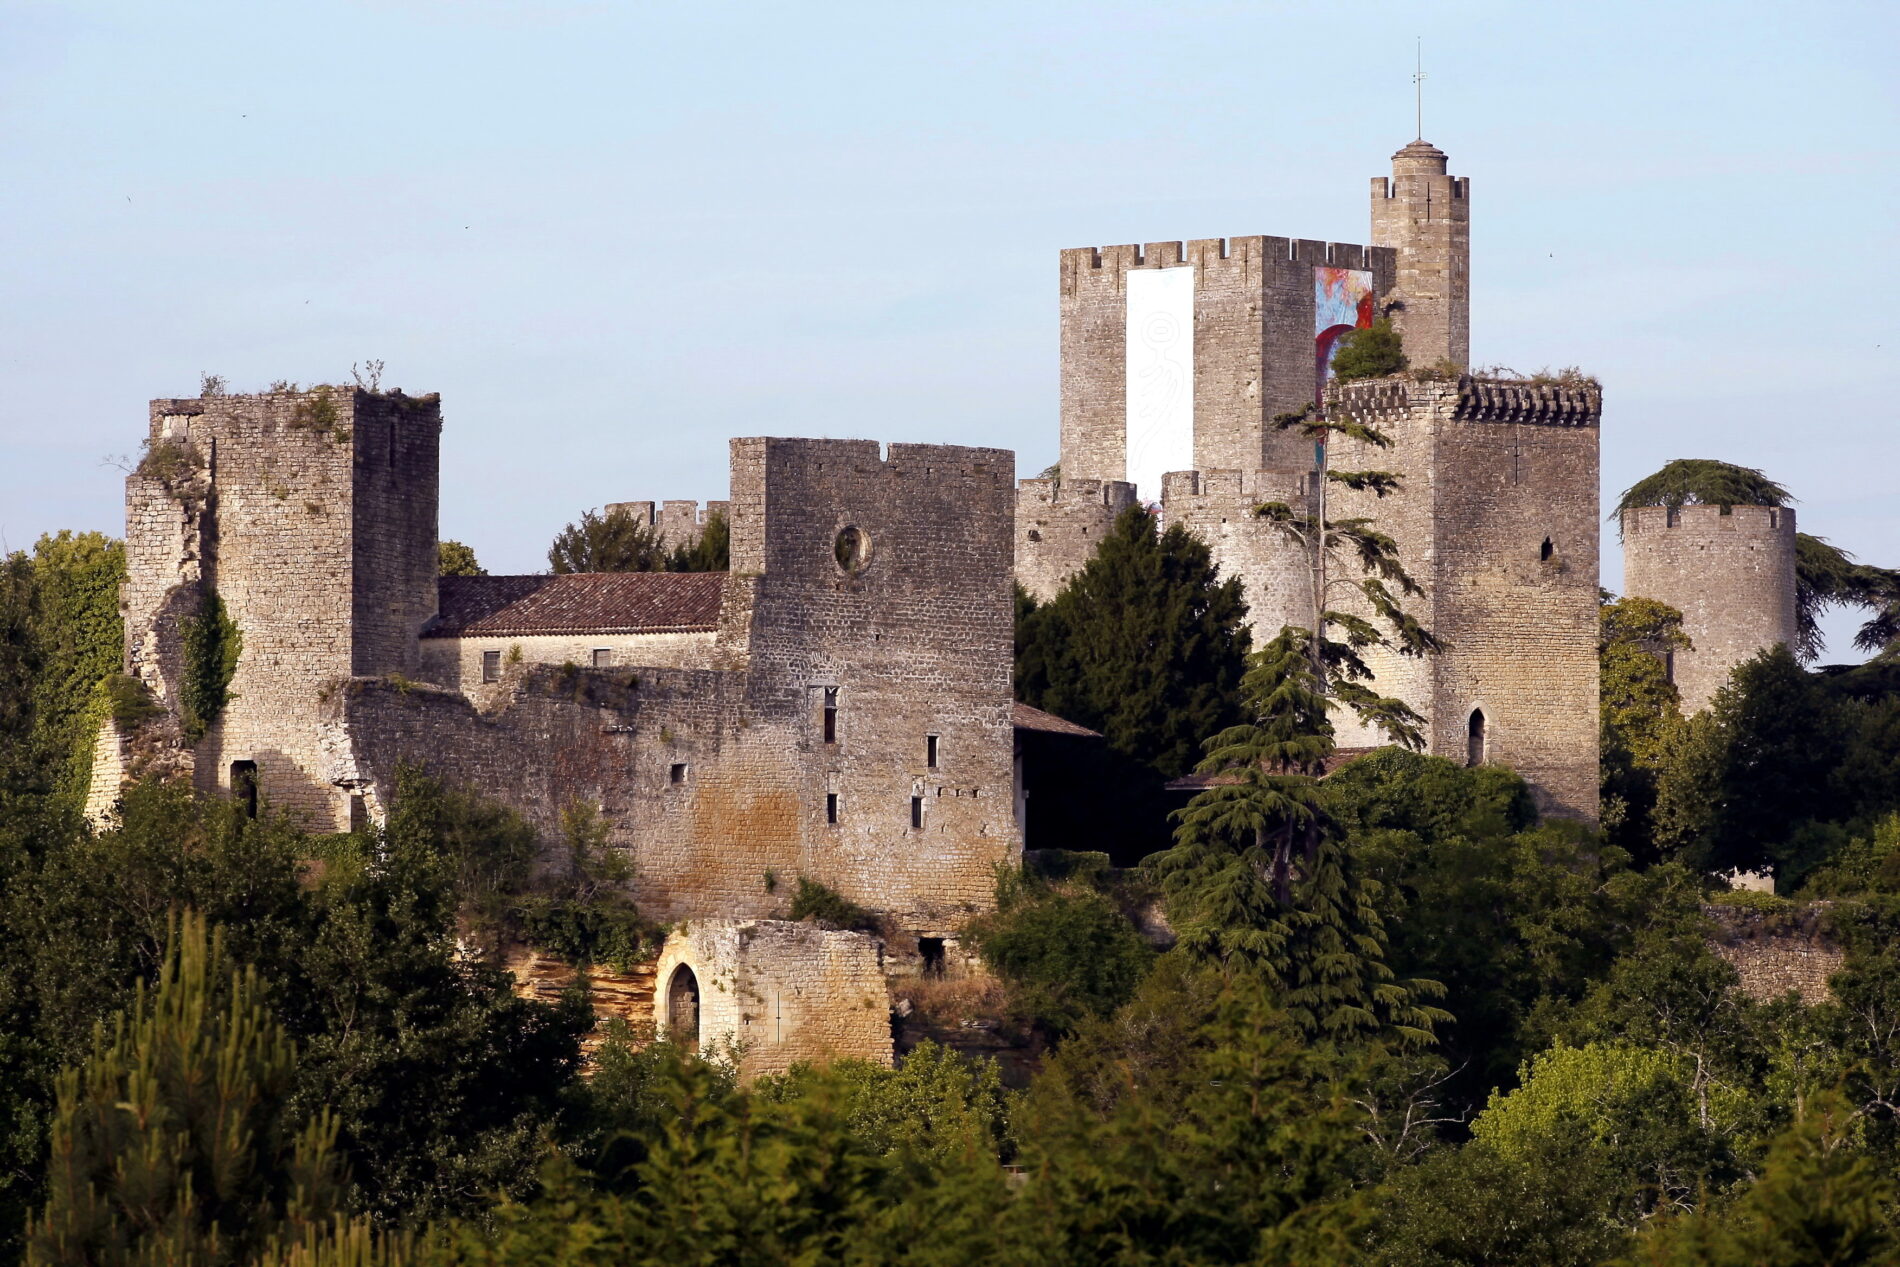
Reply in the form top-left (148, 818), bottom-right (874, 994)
top-left (1012, 702), bottom-right (1102, 738)
top-left (428, 573), bottom-right (727, 638)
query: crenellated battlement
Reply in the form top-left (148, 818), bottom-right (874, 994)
top-left (1014, 476), bottom-right (1138, 603)
top-left (1161, 467), bottom-right (1312, 507)
top-left (1332, 376), bottom-right (1602, 428)
top-left (1060, 236), bottom-right (1392, 296)
top-left (1015, 476), bottom-right (1137, 510)
top-left (607, 498), bottom-right (734, 547)
top-left (1621, 503), bottom-right (1795, 537)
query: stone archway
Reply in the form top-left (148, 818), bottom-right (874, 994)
top-left (667, 963), bottom-right (701, 1050)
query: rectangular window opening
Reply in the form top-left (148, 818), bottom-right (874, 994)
top-left (230, 761), bottom-right (258, 820)
top-left (826, 792), bottom-right (839, 825)
top-left (593, 647), bottom-right (613, 668)
top-left (481, 649), bottom-right (501, 683)
top-left (669, 763), bottom-right (688, 785)
top-left (925, 734), bottom-right (939, 768)
top-left (910, 796), bottom-right (924, 830)
top-left (822, 687), bottom-right (838, 744)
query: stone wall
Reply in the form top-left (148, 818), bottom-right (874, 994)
top-left (1330, 377), bottom-right (1602, 820)
top-left (1370, 140), bottom-right (1470, 369)
top-left (654, 919), bottom-right (892, 1079)
top-left (336, 437), bottom-right (1019, 935)
top-left (1057, 237), bottom-right (1397, 486)
top-left (1014, 476), bottom-right (1137, 603)
top-left (1160, 467), bottom-right (1313, 641)
top-left (1621, 504), bottom-right (1798, 715)
top-left (1704, 904), bottom-right (1843, 1005)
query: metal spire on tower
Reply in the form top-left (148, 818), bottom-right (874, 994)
top-left (1414, 37), bottom-right (1426, 140)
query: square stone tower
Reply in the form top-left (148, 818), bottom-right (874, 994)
top-left (104, 388), bottom-right (441, 829)
top-left (1329, 377), bottom-right (1602, 819)
top-left (1371, 139), bottom-right (1471, 369)
top-left (1058, 237), bottom-right (1398, 502)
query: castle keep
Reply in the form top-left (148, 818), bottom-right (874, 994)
top-left (1025, 139), bottom-right (1602, 819)
top-left (88, 134), bottom-right (1807, 1074)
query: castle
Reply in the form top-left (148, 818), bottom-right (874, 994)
top-left (85, 136), bottom-right (1801, 1075)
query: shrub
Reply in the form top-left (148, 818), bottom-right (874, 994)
top-left (178, 593), bottom-right (240, 742)
top-left (102, 675), bottom-right (161, 732)
top-left (788, 877), bottom-right (878, 932)
top-left (1331, 318), bottom-right (1408, 382)
top-left (964, 866), bottom-right (1153, 1035)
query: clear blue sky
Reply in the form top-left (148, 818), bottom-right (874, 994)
top-left (3, 0), bottom-right (1894, 659)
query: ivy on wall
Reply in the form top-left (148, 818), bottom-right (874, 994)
top-left (24, 532), bottom-right (126, 812)
top-left (179, 593), bottom-right (241, 743)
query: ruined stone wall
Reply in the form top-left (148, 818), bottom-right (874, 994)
top-left (728, 438), bottom-right (1020, 931)
top-left (418, 629), bottom-right (718, 696)
top-left (1058, 238), bottom-right (1396, 485)
top-left (1704, 904), bottom-right (1842, 1005)
top-left (1621, 505), bottom-right (1798, 715)
top-left (1370, 141), bottom-right (1470, 369)
top-left (102, 389), bottom-right (441, 831)
top-left (655, 920), bottom-right (891, 1079)
top-left (1160, 468), bottom-right (1313, 641)
top-left (1330, 378), bottom-right (1602, 820)
top-left (1014, 476), bottom-right (1137, 603)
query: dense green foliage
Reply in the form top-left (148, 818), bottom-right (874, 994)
top-left (10, 464), bottom-right (1900, 1264)
top-left (548, 509), bottom-right (729, 575)
top-left (180, 592), bottom-right (242, 742)
top-left (436, 540), bottom-right (486, 576)
top-left (1330, 318), bottom-right (1409, 383)
top-left (1015, 506), bottom-right (1250, 780)
top-left (1614, 458), bottom-right (1791, 515)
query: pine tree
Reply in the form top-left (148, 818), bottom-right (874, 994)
top-left (1151, 629), bottom-right (1448, 1046)
top-left (28, 911), bottom-right (348, 1267)
top-left (1014, 507), bottom-right (1250, 779)
top-left (436, 541), bottom-right (486, 577)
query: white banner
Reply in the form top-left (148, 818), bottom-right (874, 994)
top-left (1124, 267), bottom-right (1194, 502)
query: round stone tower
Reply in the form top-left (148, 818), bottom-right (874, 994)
top-left (1620, 504), bottom-right (1799, 714)
top-left (1370, 138), bottom-right (1470, 369)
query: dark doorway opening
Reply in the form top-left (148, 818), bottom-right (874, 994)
top-left (1466, 710), bottom-right (1487, 768)
top-left (230, 761), bottom-right (258, 819)
top-left (668, 964), bottom-right (701, 1050)
top-left (918, 937), bottom-right (946, 978)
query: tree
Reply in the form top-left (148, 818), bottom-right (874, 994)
top-left (1622, 1094), bottom-right (1896, 1266)
top-left (1653, 647), bottom-right (1845, 877)
top-left (437, 540), bottom-right (486, 576)
top-left (547, 508), bottom-right (730, 575)
top-left (1151, 630), bottom-right (1449, 1047)
top-left (1601, 596), bottom-right (1693, 860)
top-left (28, 912), bottom-right (348, 1267)
top-left (963, 866), bottom-right (1154, 1036)
top-left (548, 507), bottom-right (672, 574)
top-left (1331, 318), bottom-right (1409, 383)
top-left (1015, 506), bottom-right (1250, 780)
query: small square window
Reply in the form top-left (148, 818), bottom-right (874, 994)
top-left (481, 649), bottom-right (501, 683)
top-left (826, 792), bottom-right (839, 824)
top-left (593, 647), bottom-right (613, 668)
top-left (925, 734), bottom-right (939, 768)
top-left (670, 763), bottom-right (687, 785)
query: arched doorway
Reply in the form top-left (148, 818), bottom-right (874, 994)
top-left (667, 964), bottom-right (701, 1050)
top-left (1467, 709), bottom-right (1487, 768)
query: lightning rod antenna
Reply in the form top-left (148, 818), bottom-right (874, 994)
top-left (1413, 38), bottom-right (1426, 140)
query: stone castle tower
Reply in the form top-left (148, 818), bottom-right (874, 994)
top-left (1620, 505), bottom-right (1800, 714)
top-left (1018, 139), bottom-right (1603, 819)
top-left (1371, 139), bottom-right (1470, 368)
top-left (95, 389), bottom-right (442, 830)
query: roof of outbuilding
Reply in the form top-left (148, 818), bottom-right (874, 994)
top-left (1011, 702), bottom-right (1102, 739)
top-left (427, 573), bottom-right (727, 638)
